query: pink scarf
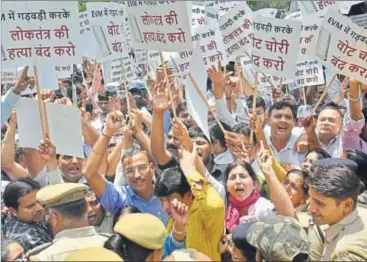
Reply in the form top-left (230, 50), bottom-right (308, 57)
top-left (225, 191), bottom-right (260, 232)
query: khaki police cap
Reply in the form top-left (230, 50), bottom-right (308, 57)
top-left (65, 247), bottom-right (123, 261)
top-left (36, 183), bottom-right (88, 207)
top-left (114, 213), bottom-right (166, 250)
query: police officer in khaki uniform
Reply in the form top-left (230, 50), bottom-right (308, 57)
top-left (27, 183), bottom-right (110, 261)
top-left (307, 163), bottom-right (367, 261)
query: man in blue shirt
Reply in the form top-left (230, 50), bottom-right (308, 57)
top-left (83, 111), bottom-right (169, 225)
top-left (1, 67), bottom-right (31, 126)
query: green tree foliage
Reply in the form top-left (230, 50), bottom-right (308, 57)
top-left (247, 0), bottom-right (291, 11)
top-left (79, 2), bottom-right (87, 12)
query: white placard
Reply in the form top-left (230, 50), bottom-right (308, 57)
top-left (2, 1), bottom-right (81, 67)
top-left (252, 16), bottom-right (302, 77)
top-left (192, 4), bottom-right (206, 27)
top-left (126, 1), bottom-right (193, 52)
top-left (186, 44), bottom-right (210, 140)
top-left (167, 22), bottom-right (227, 80)
top-left (135, 49), bottom-right (148, 64)
top-left (102, 51), bottom-right (136, 86)
top-left (295, 60), bottom-right (325, 87)
top-left (79, 11), bottom-right (96, 59)
top-left (298, 14), bottom-right (322, 60)
top-left (54, 65), bottom-right (72, 78)
top-left (218, 2), bottom-right (253, 59)
top-left (310, 8), bottom-right (367, 84)
top-left (16, 98), bottom-right (84, 157)
top-left (87, 2), bottom-right (127, 60)
top-left (205, 1), bottom-right (241, 17)
top-left (1, 69), bottom-right (17, 86)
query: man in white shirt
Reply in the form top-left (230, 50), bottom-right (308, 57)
top-left (265, 102), bottom-right (305, 166)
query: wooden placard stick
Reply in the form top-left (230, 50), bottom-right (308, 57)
top-left (159, 51), bottom-right (177, 118)
top-left (120, 59), bottom-right (131, 118)
top-left (249, 72), bottom-right (259, 144)
top-left (33, 66), bottom-right (48, 140)
top-left (302, 87), bottom-right (307, 105)
top-left (188, 72), bottom-right (225, 133)
top-left (311, 73), bottom-right (337, 114)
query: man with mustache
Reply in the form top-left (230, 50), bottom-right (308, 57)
top-left (2, 178), bottom-right (52, 252)
top-left (83, 111), bottom-right (169, 225)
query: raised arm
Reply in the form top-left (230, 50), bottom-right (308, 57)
top-left (131, 109), bottom-right (154, 160)
top-left (83, 111), bottom-right (124, 198)
top-left (151, 81), bottom-right (174, 165)
top-left (258, 141), bottom-right (296, 218)
top-left (1, 111), bottom-right (29, 179)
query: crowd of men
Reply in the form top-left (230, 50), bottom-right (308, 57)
top-left (1, 53), bottom-right (367, 262)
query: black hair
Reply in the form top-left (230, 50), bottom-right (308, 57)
top-left (129, 88), bottom-right (142, 97)
top-left (1, 239), bottom-right (21, 262)
top-left (268, 101), bottom-right (296, 120)
top-left (286, 169), bottom-right (310, 195)
top-left (188, 126), bottom-right (210, 143)
top-left (112, 206), bottom-right (141, 227)
top-left (231, 123), bottom-right (257, 145)
top-left (104, 233), bottom-right (153, 261)
top-left (154, 167), bottom-right (191, 198)
top-left (362, 107), bottom-right (367, 125)
top-left (14, 146), bottom-right (24, 164)
top-left (316, 102), bottom-right (343, 120)
top-left (232, 237), bottom-right (256, 262)
top-left (49, 199), bottom-right (88, 220)
top-left (246, 96), bottom-right (266, 110)
top-left (345, 149), bottom-right (367, 188)
top-left (3, 178), bottom-right (41, 210)
top-left (175, 103), bottom-right (187, 117)
top-left (305, 148), bottom-right (331, 161)
top-left (224, 161), bottom-right (258, 191)
top-left (310, 164), bottom-right (362, 208)
top-left (133, 95), bottom-right (147, 110)
top-left (209, 123), bottom-right (227, 149)
top-left (121, 148), bottom-right (149, 167)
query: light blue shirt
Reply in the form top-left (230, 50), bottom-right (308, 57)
top-left (100, 181), bottom-right (169, 225)
top-left (1, 90), bottom-right (20, 126)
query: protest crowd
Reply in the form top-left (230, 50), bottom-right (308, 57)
top-left (1, 0), bottom-right (367, 261)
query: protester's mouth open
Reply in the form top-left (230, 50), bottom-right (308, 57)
top-left (68, 166), bottom-right (80, 176)
top-left (276, 125), bottom-right (288, 133)
top-left (88, 214), bottom-right (97, 225)
top-left (235, 188), bottom-right (246, 197)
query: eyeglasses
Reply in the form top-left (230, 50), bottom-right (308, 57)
top-left (123, 165), bottom-right (149, 176)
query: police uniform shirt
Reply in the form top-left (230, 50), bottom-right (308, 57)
top-left (28, 226), bottom-right (109, 261)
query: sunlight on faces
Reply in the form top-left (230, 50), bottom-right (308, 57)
top-left (308, 188), bottom-right (353, 226)
top-left (283, 172), bottom-right (307, 208)
top-left (227, 166), bottom-right (256, 201)
top-left (268, 107), bottom-right (295, 140)
top-left (59, 155), bottom-right (85, 183)
top-left (10, 191), bottom-right (44, 223)
top-left (122, 152), bottom-right (153, 194)
top-left (316, 109), bottom-right (342, 140)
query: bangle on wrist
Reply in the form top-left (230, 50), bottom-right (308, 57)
top-left (173, 222), bottom-right (186, 235)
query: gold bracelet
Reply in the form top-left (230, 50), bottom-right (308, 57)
top-left (172, 222), bottom-right (186, 235)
